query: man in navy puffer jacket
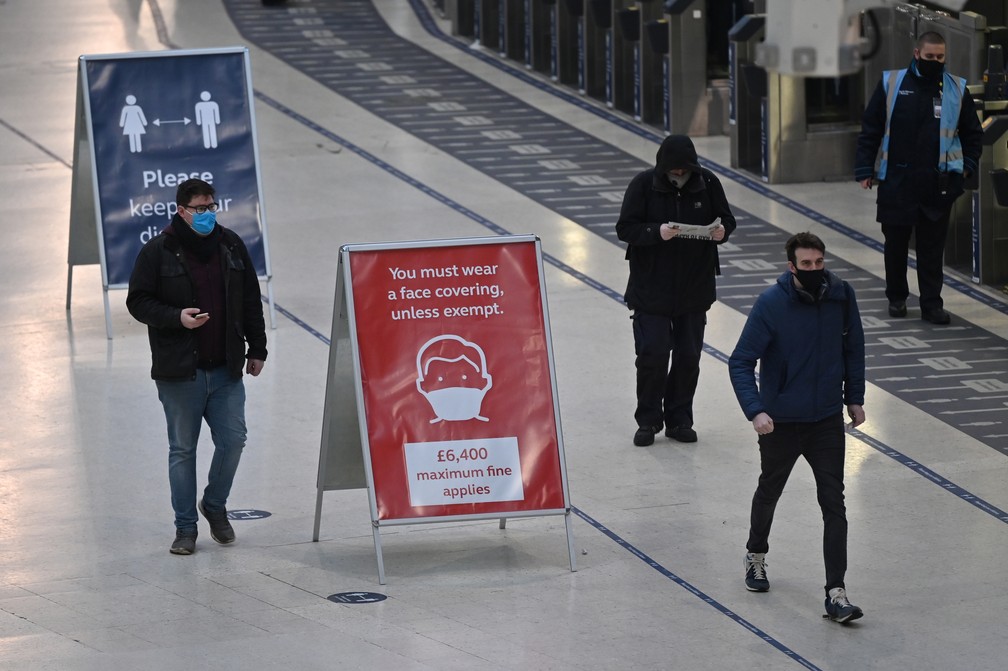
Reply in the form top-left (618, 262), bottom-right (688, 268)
top-left (729, 232), bottom-right (867, 624)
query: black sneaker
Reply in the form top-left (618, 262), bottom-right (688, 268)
top-left (744, 552), bottom-right (769, 592)
top-left (170, 530), bottom-right (197, 555)
top-left (199, 499), bottom-right (236, 544)
top-left (824, 587), bottom-right (864, 623)
top-left (633, 426), bottom-right (658, 446)
top-left (921, 308), bottom-right (951, 325)
top-left (888, 301), bottom-right (907, 317)
top-left (665, 425), bottom-right (698, 443)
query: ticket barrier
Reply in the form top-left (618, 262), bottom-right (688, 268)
top-left (449, 0), bottom-right (734, 135)
top-left (953, 116), bottom-right (1008, 286)
top-left (446, 0), bottom-right (476, 40)
top-left (612, 3), bottom-right (640, 115)
top-left (659, 0), bottom-right (710, 135)
top-left (555, 0), bottom-right (583, 87)
top-left (728, 14), bottom-right (766, 177)
top-left (526, 0), bottom-right (554, 74)
top-left (467, 1), bottom-right (579, 80)
top-left (473, 1), bottom-right (498, 52)
top-left (862, 4), bottom-right (990, 103)
top-left (764, 73), bottom-right (864, 183)
top-left (949, 45), bottom-right (1008, 288)
top-left (643, 13), bottom-right (670, 128)
top-left (615, 1), bottom-right (665, 124)
top-left (787, 73), bottom-right (865, 182)
top-left (472, 0), bottom-right (520, 59)
top-left (584, 0), bottom-right (613, 103)
top-left (730, 10), bottom-right (864, 183)
top-left (506, 0), bottom-right (527, 61)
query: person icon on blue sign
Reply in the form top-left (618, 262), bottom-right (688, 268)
top-left (195, 90), bottom-right (221, 149)
top-left (119, 94), bottom-right (148, 153)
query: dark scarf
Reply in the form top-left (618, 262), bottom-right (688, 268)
top-left (171, 216), bottom-right (221, 261)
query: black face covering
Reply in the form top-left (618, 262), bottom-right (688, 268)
top-left (793, 268), bottom-right (826, 301)
top-left (916, 57), bottom-right (944, 81)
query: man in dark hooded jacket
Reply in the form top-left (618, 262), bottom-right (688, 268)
top-left (616, 135), bottom-right (736, 446)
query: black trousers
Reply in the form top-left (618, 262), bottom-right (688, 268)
top-left (746, 413), bottom-right (848, 595)
top-left (881, 209), bottom-right (950, 311)
top-left (631, 310), bottom-right (706, 430)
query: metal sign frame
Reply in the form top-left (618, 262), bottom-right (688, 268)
top-left (314, 235), bottom-right (576, 584)
top-left (67, 46), bottom-right (275, 337)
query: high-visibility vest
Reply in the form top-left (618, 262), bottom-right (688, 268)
top-left (877, 68), bottom-right (965, 180)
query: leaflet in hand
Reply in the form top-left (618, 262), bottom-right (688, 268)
top-left (669, 221), bottom-right (719, 240)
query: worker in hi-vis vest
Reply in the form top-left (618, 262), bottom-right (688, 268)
top-left (855, 31), bottom-right (982, 326)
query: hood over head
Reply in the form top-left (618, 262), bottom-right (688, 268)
top-left (655, 135), bottom-right (702, 173)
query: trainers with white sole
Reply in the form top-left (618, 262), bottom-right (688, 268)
top-left (744, 552), bottom-right (769, 592)
top-left (824, 587), bottom-right (864, 623)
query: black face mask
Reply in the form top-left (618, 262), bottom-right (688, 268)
top-left (793, 268), bottom-right (826, 300)
top-left (916, 57), bottom-right (944, 81)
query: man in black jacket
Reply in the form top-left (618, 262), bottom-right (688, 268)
top-left (616, 135), bottom-right (736, 446)
top-left (855, 31), bottom-right (983, 325)
top-left (127, 178), bottom-right (267, 555)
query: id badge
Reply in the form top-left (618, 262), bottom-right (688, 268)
top-left (933, 97), bottom-right (942, 118)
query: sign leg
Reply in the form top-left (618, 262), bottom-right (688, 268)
top-left (266, 278), bottom-right (277, 329)
top-left (66, 265), bottom-right (73, 311)
top-left (312, 488), bottom-right (324, 542)
top-left (103, 287), bottom-right (113, 340)
top-left (372, 523), bottom-right (386, 585)
top-left (565, 510), bottom-right (577, 572)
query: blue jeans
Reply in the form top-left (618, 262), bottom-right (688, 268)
top-left (156, 367), bottom-right (246, 532)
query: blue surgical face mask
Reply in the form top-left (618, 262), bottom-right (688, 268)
top-left (190, 210), bottom-right (216, 235)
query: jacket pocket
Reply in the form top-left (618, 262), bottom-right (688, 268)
top-left (877, 164), bottom-right (908, 207)
top-left (926, 171), bottom-right (965, 208)
top-left (154, 330), bottom-right (194, 377)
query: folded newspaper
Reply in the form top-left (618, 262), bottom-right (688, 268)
top-left (669, 222), bottom-right (719, 240)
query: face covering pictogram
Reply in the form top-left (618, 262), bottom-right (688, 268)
top-left (415, 334), bottom-right (493, 423)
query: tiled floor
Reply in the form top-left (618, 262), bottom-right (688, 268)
top-left (2, 1), bottom-right (1007, 670)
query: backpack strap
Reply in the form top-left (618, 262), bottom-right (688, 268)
top-left (840, 280), bottom-right (853, 336)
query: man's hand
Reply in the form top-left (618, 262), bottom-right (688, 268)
top-left (181, 308), bottom-right (208, 329)
top-left (246, 359), bottom-right (265, 377)
top-left (752, 412), bottom-right (774, 435)
top-left (710, 223), bottom-right (726, 242)
top-left (659, 223), bottom-right (682, 241)
top-left (847, 404), bottom-right (865, 429)
top-left (859, 177), bottom-right (873, 190)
